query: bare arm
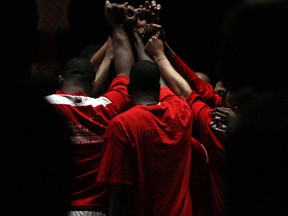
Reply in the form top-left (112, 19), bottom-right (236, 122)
top-left (105, 0), bottom-right (135, 77)
top-left (145, 35), bottom-right (192, 99)
top-left (91, 37), bottom-right (114, 97)
top-left (133, 31), bottom-right (153, 62)
top-left (132, 30), bottom-right (166, 87)
top-left (89, 40), bottom-right (108, 73)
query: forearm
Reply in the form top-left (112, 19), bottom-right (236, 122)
top-left (164, 41), bottom-right (212, 95)
top-left (172, 54), bottom-right (218, 105)
top-left (113, 26), bottom-right (135, 77)
top-left (155, 55), bottom-right (192, 99)
top-left (133, 32), bottom-right (153, 62)
top-left (91, 56), bottom-right (114, 97)
top-left (90, 40), bottom-right (108, 72)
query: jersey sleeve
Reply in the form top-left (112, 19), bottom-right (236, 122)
top-left (101, 75), bottom-right (132, 115)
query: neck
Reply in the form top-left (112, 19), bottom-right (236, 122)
top-left (132, 95), bottom-right (158, 106)
top-left (62, 80), bottom-right (91, 95)
top-left (62, 85), bottom-right (90, 95)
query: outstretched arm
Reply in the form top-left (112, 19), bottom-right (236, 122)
top-left (89, 40), bottom-right (108, 73)
top-left (132, 29), bottom-right (166, 87)
top-left (91, 37), bottom-right (114, 97)
top-left (105, 0), bottom-right (135, 77)
top-left (145, 34), bottom-right (192, 99)
top-left (163, 37), bottom-right (222, 107)
top-left (104, 2), bottom-right (136, 214)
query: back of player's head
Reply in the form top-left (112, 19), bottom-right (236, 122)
top-left (62, 57), bottom-right (95, 82)
top-left (79, 43), bottom-right (101, 60)
top-left (195, 71), bottom-right (211, 84)
top-left (129, 60), bottom-right (160, 93)
top-left (30, 65), bottom-right (61, 96)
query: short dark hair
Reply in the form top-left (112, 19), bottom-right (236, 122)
top-left (62, 57), bottom-right (95, 82)
top-left (129, 60), bottom-right (160, 93)
top-left (30, 65), bottom-right (61, 96)
top-left (79, 43), bottom-right (101, 60)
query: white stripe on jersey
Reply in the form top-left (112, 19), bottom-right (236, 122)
top-left (45, 94), bottom-right (112, 107)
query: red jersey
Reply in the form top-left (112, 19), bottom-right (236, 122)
top-left (187, 91), bottom-right (226, 216)
top-left (190, 136), bottom-right (213, 216)
top-left (171, 54), bottom-right (225, 216)
top-left (45, 76), bottom-right (131, 211)
top-left (98, 87), bottom-right (193, 216)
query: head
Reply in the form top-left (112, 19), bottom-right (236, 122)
top-left (128, 60), bottom-right (161, 105)
top-left (225, 86), bottom-right (268, 116)
top-left (196, 71), bottom-right (211, 84)
top-left (30, 65), bottom-right (62, 96)
top-left (214, 80), bottom-right (228, 105)
top-left (79, 43), bottom-right (101, 60)
top-left (60, 57), bottom-right (95, 94)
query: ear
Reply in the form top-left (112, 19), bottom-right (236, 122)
top-left (59, 75), bottom-right (64, 88)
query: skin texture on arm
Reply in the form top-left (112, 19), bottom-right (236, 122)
top-left (105, 0), bottom-right (135, 77)
top-left (89, 39), bottom-right (108, 73)
top-left (91, 37), bottom-right (114, 97)
top-left (132, 30), bottom-right (166, 87)
top-left (133, 31), bottom-right (153, 62)
top-left (132, 1), bottom-right (166, 86)
top-left (145, 35), bottom-right (192, 99)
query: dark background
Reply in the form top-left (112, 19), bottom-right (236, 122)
top-left (65, 0), bottom-right (235, 83)
top-left (1, 0), bottom-right (236, 84)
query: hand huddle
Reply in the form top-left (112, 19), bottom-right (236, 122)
top-left (105, 0), bottom-right (163, 41)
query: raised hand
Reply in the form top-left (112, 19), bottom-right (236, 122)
top-left (145, 34), bottom-right (165, 62)
top-left (138, 23), bottom-right (165, 44)
top-left (124, 4), bottom-right (140, 30)
top-left (210, 106), bottom-right (238, 132)
top-left (105, 1), bottom-right (131, 26)
top-left (137, 0), bottom-right (161, 28)
top-left (105, 0), bottom-right (141, 31)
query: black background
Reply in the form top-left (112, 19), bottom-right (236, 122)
top-left (1, 0), bottom-right (236, 84)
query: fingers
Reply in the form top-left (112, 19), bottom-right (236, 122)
top-left (210, 121), bottom-right (227, 132)
top-left (144, 1), bottom-right (150, 10)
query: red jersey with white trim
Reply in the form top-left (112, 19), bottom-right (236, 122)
top-left (45, 76), bottom-right (131, 211)
top-left (187, 91), bottom-right (226, 216)
top-left (98, 87), bottom-right (193, 216)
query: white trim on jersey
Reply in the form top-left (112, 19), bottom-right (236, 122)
top-left (45, 95), bottom-right (112, 107)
